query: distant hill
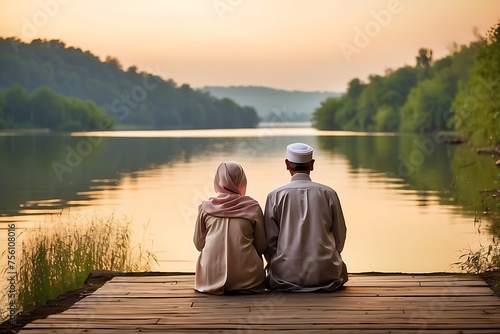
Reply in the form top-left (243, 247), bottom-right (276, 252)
top-left (0, 38), bottom-right (259, 130)
top-left (202, 86), bottom-right (342, 122)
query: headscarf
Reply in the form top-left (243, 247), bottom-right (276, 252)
top-left (202, 162), bottom-right (260, 221)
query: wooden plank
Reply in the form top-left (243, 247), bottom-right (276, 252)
top-left (18, 273), bottom-right (500, 333)
top-left (21, 322), bottom-right (500, 330)
top-left (13, 328), bottom-right (498, 334)
top-left (86, 288), bottom-right (494, 298)
top-left (18, 330), bottom-right (500, 334)
top-left (88, 284), bottom-right (495, 294)
top-left (39, 309), bottom-right (500, 321)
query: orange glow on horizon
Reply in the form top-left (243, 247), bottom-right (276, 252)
top-left (1, 0), bottom-right (499, 92)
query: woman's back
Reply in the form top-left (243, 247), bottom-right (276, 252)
top-left (193, 162), bottom-right (266, 294)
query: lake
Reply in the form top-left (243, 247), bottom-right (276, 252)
top-left (0, 126), bottom-right (497, 276)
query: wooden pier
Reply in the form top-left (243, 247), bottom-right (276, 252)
top-left (19, 273), bottom-right (500, 333)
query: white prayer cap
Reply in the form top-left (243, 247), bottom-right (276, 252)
top-left (286, 143), bottom-right (313, 163)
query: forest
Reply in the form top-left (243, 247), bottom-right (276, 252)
top-left (0, 38), bottom-right (260, 131)
top-left (0, 84), bottom-right (109, 131)
top-left (312, 21), bottom-right (500, 147)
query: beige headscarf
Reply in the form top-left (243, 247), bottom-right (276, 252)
top-left (202, 162), bottom-right (260, 221)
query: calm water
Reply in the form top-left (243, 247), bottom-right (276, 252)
top-left (0, 127), bottom-right (497, 276)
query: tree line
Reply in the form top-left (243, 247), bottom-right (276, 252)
top-left (313, 20), bottom-right (500, 147)
top-left (0, 38), bottom-right (260, 130)
top-left (0, 84), bottom-right (109, 131)
top-left (451, 21), bottom-right (500, 147)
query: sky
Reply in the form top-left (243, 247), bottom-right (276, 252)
top-left (1, 0), bottom-right (499, 93)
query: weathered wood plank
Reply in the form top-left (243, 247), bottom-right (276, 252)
top-left (17, 331), bottom-right (500, 334)
top-left (22, 329), bottom-right (500, 334)
top-left (36, 310), bottom-right (500, 321)
top-left (21, 322), bottom-right (500, 330)
top-left (18, 273), bottom-right (500, 333)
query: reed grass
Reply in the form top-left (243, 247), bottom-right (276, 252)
top-left (15, 211), bottom-right (156, 312)
top-left (454, 203), bottom-right (500, 275)
top-left (454, 240), bottom-right (500, 274)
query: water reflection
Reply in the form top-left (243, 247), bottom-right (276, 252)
top-left (318, 134), bottom-right (499, 220)
top-left (0, 134), bottom-right (251, 217)
top-left (0, 129), bottom-right (497, 274)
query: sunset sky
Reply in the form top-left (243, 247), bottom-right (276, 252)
top-left (1, 0), bottom-right (499, 92)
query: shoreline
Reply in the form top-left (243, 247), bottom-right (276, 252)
top-left (0, 129), bottom-right (49, 134)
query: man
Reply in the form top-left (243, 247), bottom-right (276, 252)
top-left (264, 142), bottom-right (348, 292)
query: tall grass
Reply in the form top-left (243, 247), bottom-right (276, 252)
top-left (16, 212), bottom-right (156, 312)
top-left (454, 197), bottom-right (500, 275)
top-left (454, 241), bottom-right (500, 274)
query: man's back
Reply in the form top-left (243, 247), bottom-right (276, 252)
top-left (264, 173), bottom-right (347, 292)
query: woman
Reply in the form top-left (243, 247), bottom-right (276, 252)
top-left (193, 161), bottom-right (266, 294)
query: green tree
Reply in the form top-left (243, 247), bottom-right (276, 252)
top-left (216, 98), bottom-right (240, 128)
top-left (375, 105), bottom-right (399, 132)
top-left (0, 90), bottom-right (5, 129)
top-left (312, 42), bottom-right (479, 133)
top-left (384, 66), bottom-right (418, 103)
top-left (30, 86), bottom-right (65, 129)
top-left (332, 78), bottom-right (365, 129)
top-left (416, 48), bottom-right (433, 68)
top-left (451, 21), bottom-right (500, 146)
top-left (4, 84), bottom-right (31, 125)
top-left (400, 79), bottom-right (452, 132)
top-left (81, 100), bottom-right (109, 130)
top-left (312, 97), bottom-right (340, 130)
top-left (61, 97), bottom-right (86, 131)
top-left (356, 75), bottom-right (385, 130)
top-left (0, 37), bottom-right (259, 130)
top-left (416, 48), bottom-right (434, 81)
top-left (240, 106), bottom-right (260, 128)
